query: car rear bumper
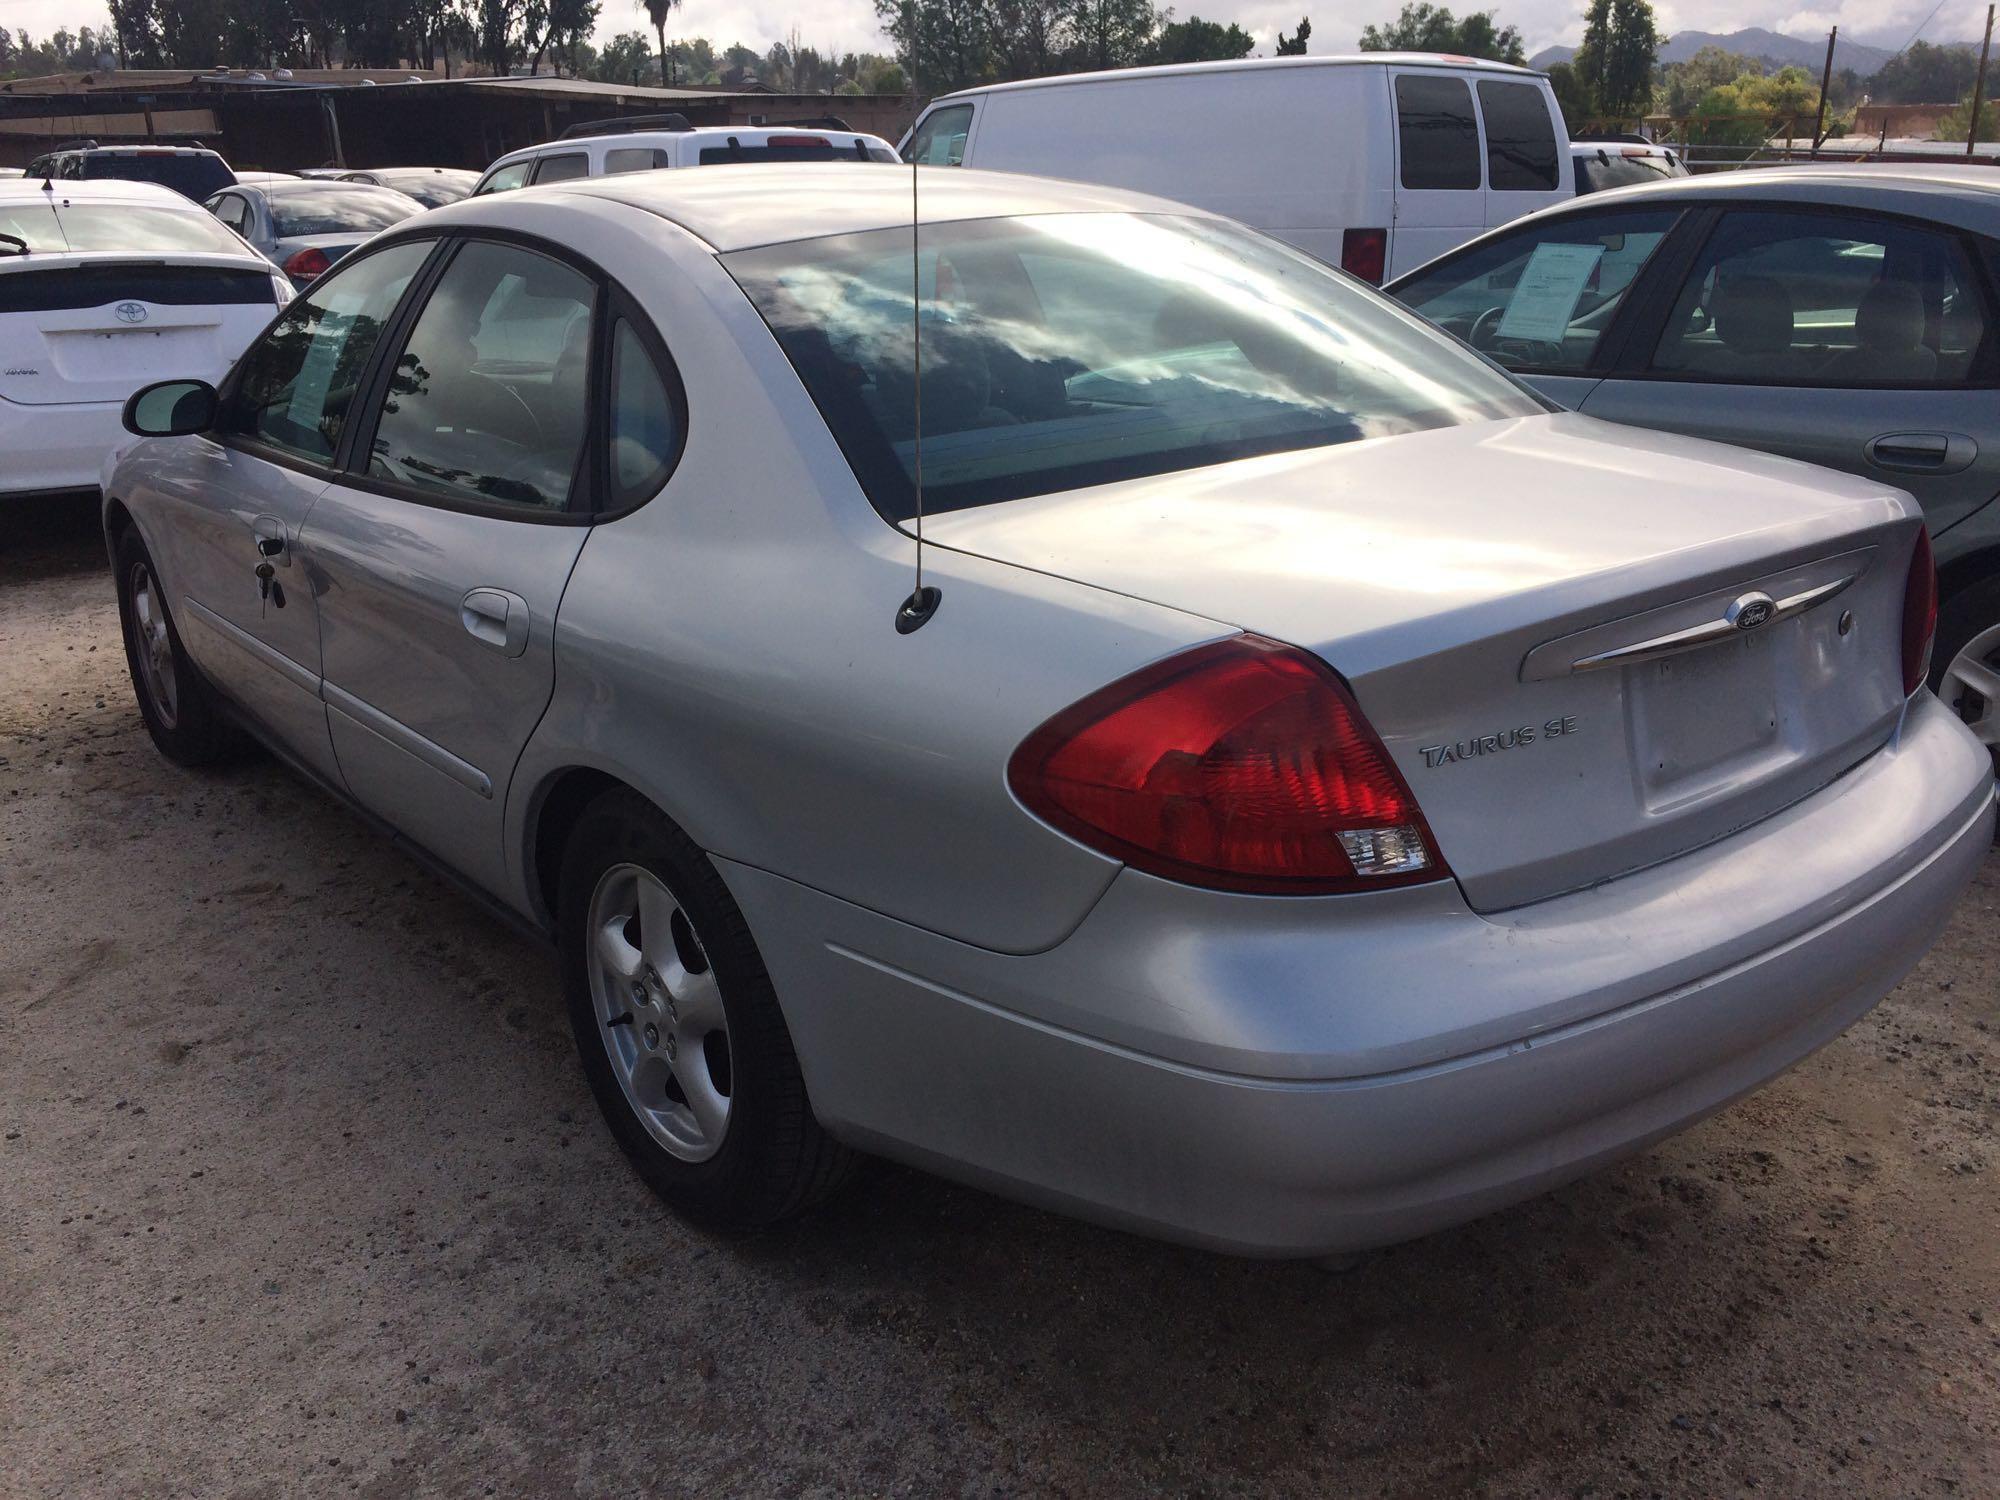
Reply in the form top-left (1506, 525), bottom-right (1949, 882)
top-left (722, 693), bottom-right (1995, 1257)
top-left (0, 395), bottom-right (128, 498)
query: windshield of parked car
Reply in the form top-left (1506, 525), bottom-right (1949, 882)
top-left (0, 199), bottom-right (249, 255)
top-left (268, 184), bottom-right (422, 236)
top-left (724, 212), bottom-right (1542, 519)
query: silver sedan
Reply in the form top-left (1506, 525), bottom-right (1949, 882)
top-left (1389, 164), bottom-right (2000, 757)
top-left (203, 177), bottom-right (424, 287)
top-left (103, 166), bottom-right (1993, 1257)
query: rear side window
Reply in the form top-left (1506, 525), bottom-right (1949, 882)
top-left (1395, 208), bottom-right (1681, 373)
top-left (477, 160), bottom-right (532, 195)
top-left (1478, 81), bottom-right (1559, 191)
top-left (1649, 210), bottom-right (1989, 387)
top-left (530, 153), bottom-right (589, 185)
top-left (604, 147), bottom-right (670, 174)
top-left (224, 239), bottom-right (430, 464)
top-left (209, 194), bottom-right (251, 234)
top-left (905, 104), bottom-right (972, 166)
top-left (695, 139), bottom-right (876, 165)
top-left (1395, 75), bottom-right (1480, 191)
top-left (366, 241), bottom-right (596, 511)
top-left (609, 318), bottom-right (682, 501)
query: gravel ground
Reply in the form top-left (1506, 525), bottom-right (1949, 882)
top-left (3, 496), bottom-right (1997, 1499)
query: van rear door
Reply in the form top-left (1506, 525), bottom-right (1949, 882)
top-left (1386, 68), bottom-right (1487, 277)
top-left (1472, 77), bottom-right (1570, 229)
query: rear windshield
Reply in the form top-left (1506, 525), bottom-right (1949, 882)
top-left (0, 200), bottom-right (249, 255)
top-left (697, 140), bottom-right (892, 165)
top-left (1574, 151), bottom-right (1688, 193)
top-left (268, 184), bottom-right (422, 236)
top-left (724, 213), bottom-right (1540, 520)
top-left (378, 173), bottom-right (476, 208)
top-left (78, 152), bottom-right (234, 200)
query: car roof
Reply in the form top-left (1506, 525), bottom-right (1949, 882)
top-left (485, 126), bottom-right (893, 169)
top-left (1531, 162), bottom-right (2000, 220)
top-left (438, 162), bottom-right (1209, 251)
top-left (935, 51), bottom-right (1542, 102)
top-left (0, 177), bottom-right (195, 207)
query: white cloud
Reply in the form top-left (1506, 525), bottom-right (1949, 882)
top-left (2, 0), bottom-right (1983, 72)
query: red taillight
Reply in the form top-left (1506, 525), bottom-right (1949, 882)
top-left (1902, 525), bottom-right (1938, 697)
top-left (1341, 227), bottom-right (1387, 285)
top-left (766, 135), bottom-right (828, 148)
top-left (281, 247), bottom-right (330, 282)
top-left (1007, 636), bottom-right (1446, 895)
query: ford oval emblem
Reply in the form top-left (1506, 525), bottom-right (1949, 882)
top-left (114, 301), bottom-right (149, 324)
top-left (1727, 592), bottom-right (1777, 631)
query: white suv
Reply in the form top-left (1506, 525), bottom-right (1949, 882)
top-left (473, 115), bottom-right (898, 195)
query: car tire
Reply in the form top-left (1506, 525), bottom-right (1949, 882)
top-left (1931, 575), bottom-right (2000, 772)
top-left (113, 526), bottom-right (242, 768)
top-left (557, 789), bottom-right (856, 1231)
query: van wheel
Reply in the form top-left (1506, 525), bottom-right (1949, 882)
top-left (113, 527), bottom-right (241, 767)
top-left (557, 789), bottom-right (856, 1230)
top-left (1933, 577), bottom-right (2000, 767)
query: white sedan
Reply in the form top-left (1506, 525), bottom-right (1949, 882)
top-left (1, 178), bottom-right (288, 504)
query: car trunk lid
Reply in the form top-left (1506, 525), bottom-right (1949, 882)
top-left (927, 412), bottom-right (1921, 910)
top-left (0, 254), bottom-right (277, 406)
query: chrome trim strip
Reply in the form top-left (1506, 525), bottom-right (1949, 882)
top-left (180, 596), bottom-right (318, 695)
top-left (323, 681), bottom-right (493, 800)
top-left (1570, 574), bottom-right (1857, 674)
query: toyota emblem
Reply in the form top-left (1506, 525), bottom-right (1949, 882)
top-left (114, 302), bottom-right (149, 325)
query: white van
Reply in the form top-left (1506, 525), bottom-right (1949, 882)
top-left (901, 54), bottom-right (1573, 282)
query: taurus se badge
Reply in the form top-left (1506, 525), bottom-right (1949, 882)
top-left (1421, 715), bottom-right (1580, 770)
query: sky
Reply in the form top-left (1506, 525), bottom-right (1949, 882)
top-left (3, 0), bottom-right (1993, 71)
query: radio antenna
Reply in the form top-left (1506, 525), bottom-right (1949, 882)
top-left (895, 96), bottom-right (941, 634)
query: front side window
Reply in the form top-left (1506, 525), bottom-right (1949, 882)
top-left (1650, 210), bottom-right (1988, 387)
top-left (530, 153), bottom-right (589, 185)
top-left (1478, 81), bottom-right (1559, 191)
top-left (223, 239), bottom-right (432, 464)
top-left (366, 240), bottom-right (596, 511)
top-left (725, 212), bottom-right (1540, 521)
top-left (477, 160), bottom-right (532, 196)
top-left (1395, 75), bottom-right (1480, 191)
top-left (1394, 209), bottom-right (1681, 373)
top-left (904, 104), bottom-right (972, 166)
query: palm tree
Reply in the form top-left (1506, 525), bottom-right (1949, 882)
top-left (642, 0), bottom-right (680, 84)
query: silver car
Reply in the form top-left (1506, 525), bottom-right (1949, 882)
top-left (203, 178), bottom-right (424, 287)
top-left (1389, 165), bottom-right (2000, 757)
top-left (104, 166), bottom-right (1993, 1258)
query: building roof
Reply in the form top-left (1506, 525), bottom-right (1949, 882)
top-left (441, 161), bottom-right (1203, 252)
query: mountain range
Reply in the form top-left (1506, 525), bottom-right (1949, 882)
top-left (1524, 27), bottom-right (1971, 75)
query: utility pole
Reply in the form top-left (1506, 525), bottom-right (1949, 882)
top-left (1970, 4), bottom-right (1995, 156)
top-left (1812, 26), bottom-right (1837, 151)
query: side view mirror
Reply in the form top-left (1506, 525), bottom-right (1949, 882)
top-left (123, 379), bottom-right (218, 437)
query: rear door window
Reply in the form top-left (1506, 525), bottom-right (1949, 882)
top-left (529, 153), bottom-right (589, 185)
top-left (1394, 208), bottom-right (1681, 372)
top-left (1649, 210), bottom-right (1989, 387)
top-left (1395, 75), bottom-right (1480, 190)
top-left (1477, 81), bottom-right (1559, 191)
top-left (905, 104), bottom-right (973, 165)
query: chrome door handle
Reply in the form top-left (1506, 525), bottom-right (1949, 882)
top-left (1865, 431), bottom-right (1975, 474)
top-left (460, 588), bottom-right (530, 658)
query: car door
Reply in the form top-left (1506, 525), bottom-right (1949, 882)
top-left (1472, 78), bottom-right (1567, 227)
top-left (1389, 203), bottom-right (1694, 411)
top-left (1387, 70), bottom-right (1485, 277)
top-left (1580, 206), bottom-right (2000, 538)
top-left (299, 236), bottom-right (604, 894)
top-left (160, 237), bottom-right (436, 784)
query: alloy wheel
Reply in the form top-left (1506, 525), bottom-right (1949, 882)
top-left (1940, 622), bottom-right (2000, 749)
top-left (129, 560), bottom-right (179, 729)
top-left (585, 863), bottom-right (734, 1162)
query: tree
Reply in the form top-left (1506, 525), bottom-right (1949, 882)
top-left (1684, 65), bottom-right (1816, 151)
top-left (1872, 40), bottom-right (1979, 105)
top-left (1275, 16), bottom-right (1309, 54)
top-left (991, 0), bottom-right (1071, 79)
top-left (1068, 0), bottom-right (1159, 71)
top-left (643, 0), bottom-right (678, 83)
top-left (1358, 5), bottom-right (1520, 65)
top-left (1935, 87), bottom-right (2000, 142)
top-left (590, 29), bottom-right (653, 82)
top-left (1544, 59), bottom-right (1591, 128)
top-left (1658, 45), bottom-right (1758, 117)
top-left (876, 0), bottom-right (997, 92)
top-left (1573, 0), bottom-right (1657, 123)
top-left (1148, 14), bottom-right (1253, 63)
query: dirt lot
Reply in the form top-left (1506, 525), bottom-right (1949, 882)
top-left (2, 496), bottom-right (1996, 1499)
